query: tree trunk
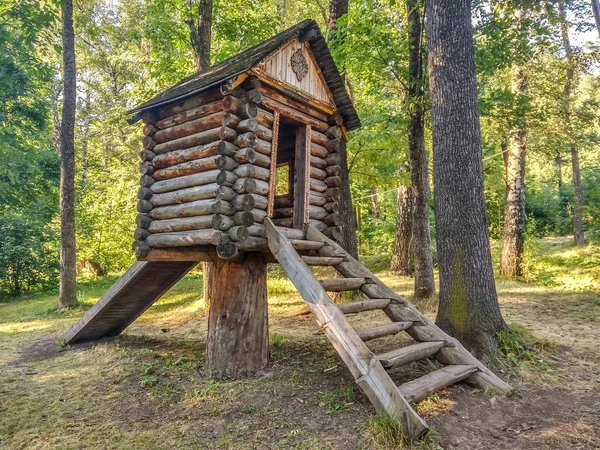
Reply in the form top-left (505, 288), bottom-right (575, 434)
top-left (499, 65), bottom-right (528, 278)
top-left (427, 0), bottom-right (505, 358)
top-left (592, 0), bottom-right (600, 37)
top-left (570, 143), bottom-right (586, 244)
top-left (390, 186), bottom-right (413, 275)
top-left (58, 0), bottom-right (77, 309)
top-left (500, 131), bottom-right (527, 277)
top-left (206, 253), bottom-right (268, 378)
top-left (407, 0), bottom-right (435, 298)
top-left (187, 0), bottom-right (213, 71)
top-left (558, 0), bottom-right (586, 246)
top-left (369, 186), bottom-right (381, 218)
top-left (328, 0), bottom-right (359, 260)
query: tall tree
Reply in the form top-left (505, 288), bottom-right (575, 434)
top-left (58, 0), bottom-right (77, 309)
top-left (328, 0), bottom-right (359, 259)
top-left (187, 0), bottom-right (213, 70)
top-left (390, 184), bottom-right (413, 275)
top-left (499, 66), bottom-right (527, 277)
top-left (427, 0), bottom-right (505, 357)
top-left (406, 0), bottom-right (435, 297)
top-left (183, 0), bottom-right (215, 302)
top-left (558, 0), bottom-right (586, 245)
top-left (500, 8), bottom-right (530, 278)
top-left (500, 65), bottom-right (527, 277)
top-left (592, 0), bottom-right (600, 36)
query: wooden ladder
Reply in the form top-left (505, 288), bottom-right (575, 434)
top-left (265, 218), bottom-right (510, 439)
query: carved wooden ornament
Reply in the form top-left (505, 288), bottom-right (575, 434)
top-left (290, 49), bottom-right (309, 81)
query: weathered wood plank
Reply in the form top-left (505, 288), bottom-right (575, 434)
top-left (399, 365), bottom-right (478, 404)
top-left (356, 322), bottom-right (413, 342)
top-left (338, 299), bottom-right (391, 314)
top-left (320, 278), bottom-right (365, 292)
top-left (63, 261), bottom-right (197, 344)
top-left (378, 342), bottom-right (445, 369)
top-left (301, 256), bottom-right (344, 266)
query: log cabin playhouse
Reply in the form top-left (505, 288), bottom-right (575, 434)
top-left (65, 20), bottom-right (509, 439)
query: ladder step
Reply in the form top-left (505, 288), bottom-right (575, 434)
top-left (320, 277), bottom-right (365, 292)
top-left (378, 341), bottom-right (445, 369)
top-left (290, 239), bottom-right (324, 251)
top-left (399, 365), bottom-right (478, 404)
top-left (356, 322), bottom-right (412, 341)
top-left (275, 227), bottom-right (306, 240)
top-left (338, 298), bottom-right (391, 314)
top-left (302, 256), bottom-right (344, 266)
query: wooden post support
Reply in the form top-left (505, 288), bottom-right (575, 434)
top-left (206, 253), bottom-right (268, 378)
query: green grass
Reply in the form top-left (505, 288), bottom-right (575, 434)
top-left (1, 236), bottom-right (598, 449)
top-left (367, 414), bottom-right (441, 450)
top-left (523, 237), bottom-right (600, 291)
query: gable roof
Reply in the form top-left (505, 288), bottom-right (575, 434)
top-left (128, 20), bottom-right (360, 131)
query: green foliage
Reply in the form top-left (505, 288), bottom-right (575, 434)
top-left (0, 213), bottom-right (59, 296)
top-left (367, 414), bottom-right (441, 450)
top-left (317, 386), bottom-right (356, 415)
top-left (495, 323), bottom-right (555, 372)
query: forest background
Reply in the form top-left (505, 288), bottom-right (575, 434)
top-left (1, 0), bottom-right (599, 297)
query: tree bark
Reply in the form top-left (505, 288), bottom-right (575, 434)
top-left (427, 0), bottom-right (505, 358)
top-left (187, 0), bottom-right (213, 71)
top-left (206, 253), bottom-right (268, 378)
top-left (369, 186), bottom-right (381, 218)
top-left (407, 0), bottom-right (435, 298)
top-left (592, 0), bottom-right (600, 38)
top-left (500, 65), bottom-right (528, 278)
top-left (390, 185), bottom-right (413, 275)
top-left (558, 1), bottom-right (586, 246)
top-left (187, 0), bottom-right (215, 312)
top-left (58, 0), bottom-right (77, 309)
top-left (327, 0), bottom-right (359, 260)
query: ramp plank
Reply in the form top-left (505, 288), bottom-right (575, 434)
top-left (64, 261), bottom-right (196, 344)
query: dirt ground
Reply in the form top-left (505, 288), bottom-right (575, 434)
top-left (1, 265), bottom-right (599, 450)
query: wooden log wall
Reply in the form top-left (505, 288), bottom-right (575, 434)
top-left (132, 82), bottom-right (275, 260)
top-left (132, 77), bottom-right (344, 259)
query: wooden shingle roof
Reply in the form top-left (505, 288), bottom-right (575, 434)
top-left (129, 20), bottom-right (360, 131)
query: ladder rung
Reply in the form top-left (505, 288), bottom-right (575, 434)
top-left (290, 239), bottom-right (324, 251)
top-left (399, 365), bottom-right (478, 404)
top-left (320, 277), bottom-right (365, 292)
top-left (338, 298), bottom-right (391, 314)
top-left (356, 322), bottom-right (412, 341)
top-left (378, 341), bottom-right (445, 369)
top-left (302, 256), bottom-right (344, 266)
top-left (275, 227), bottom-right (306, 240)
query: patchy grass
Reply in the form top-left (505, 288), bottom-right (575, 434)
top-left (522, 236), bottom-right (600, 291)
top-left (1, 241), bottom-right (599, 449)
top-left (366, 414), bottom-right (441, 450)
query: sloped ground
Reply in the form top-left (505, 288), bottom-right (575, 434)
top-left (0, 238), bottom-right (598, 450)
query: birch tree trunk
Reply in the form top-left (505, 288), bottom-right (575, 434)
top-left (427, 0), bottom-right (505, 357)
top-left (390, 186), bottom-right (413, 275)
top-left (407, 0), bottom-right (435, 298)
top-left (369, 186), bottom-right (381, 218)
top-left (328, 0), bottom-right (359, 260)
top-left (500, 65), bottom-right (528, 278)
top-left (558, 1), bottom-right (586, 246)
top-left (58, 0), bottom-right (77, 309)
top-left (592, 0), bottom-right (600, 38)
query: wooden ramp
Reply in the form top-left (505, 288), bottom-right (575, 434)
top-left (64, 261), bottom-right (197, 344)
top-left (264, 218), bottom-right (510, 439)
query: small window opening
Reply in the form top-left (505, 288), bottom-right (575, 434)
top-left (276, 163), bottom-right (290, 196)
